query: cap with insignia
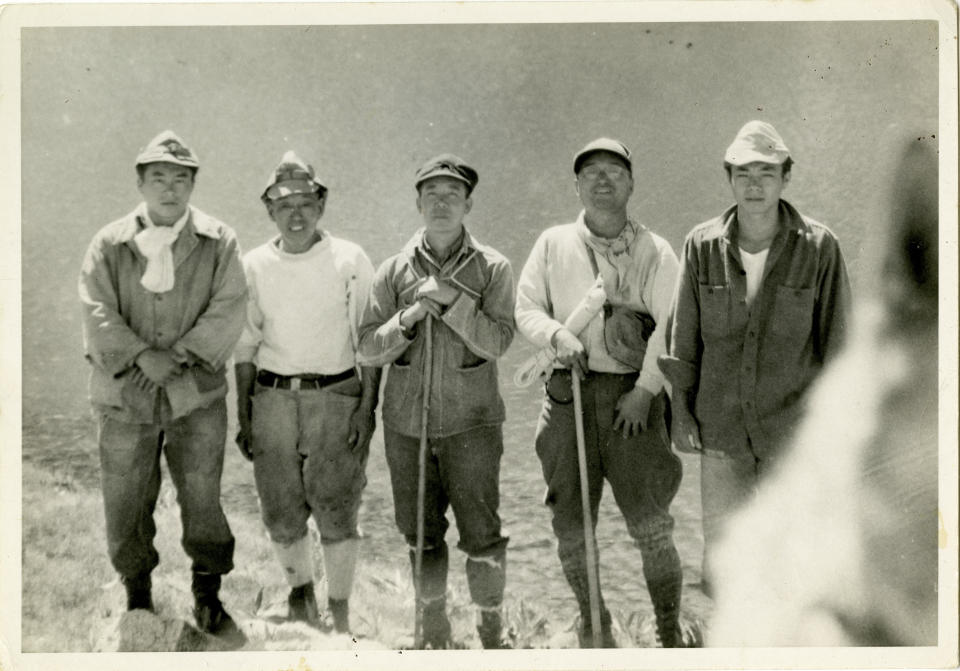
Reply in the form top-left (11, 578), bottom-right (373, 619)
top-left (261, 151), bottom-right (327, 203)
top-left (135, 130), bottom-right (200, 170)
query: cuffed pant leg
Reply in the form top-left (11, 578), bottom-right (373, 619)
top-left (700, 451), bottom-right (759, 591)
top-left (163, 398), bottom-right (235, 575)
top-left (97, 415), bottom-right (163, 578)
top-left (534, 379), bottom-right (606, 618)
top-left (435, 426), bottom-right (508, 609)
top-left (250, 388), bottom-right (311, 546)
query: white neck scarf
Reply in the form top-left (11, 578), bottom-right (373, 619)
top-left (133, 203), bottom-right (190, 293)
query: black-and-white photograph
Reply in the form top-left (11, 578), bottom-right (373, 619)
top-left (2, 2), bottom-right (957, 670)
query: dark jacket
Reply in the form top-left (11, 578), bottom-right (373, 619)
top-left (660, 200), bottom-right (851, 460)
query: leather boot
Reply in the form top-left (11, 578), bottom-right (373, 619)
top-left (409, 544), bottom-right (451, 648)
top-left (647, 573), bottom-right (683, 647)
top-left (477, 609), bottom-right (510, 649)
top-left (576, 607), bottom-right (616, 648)
top-left (421, 597), bottom-right (452, 649)
top-left (288, 581), bottom-right (323, 629)
top-left (122, 572), bottom-right (153, 612)
top-left (191, 572), bottom-right (247, 648)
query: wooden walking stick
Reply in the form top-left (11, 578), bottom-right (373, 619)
top-left (413, 315), bottom-right (434, 649)
top-left (571, 368), bottom-right (603, 648)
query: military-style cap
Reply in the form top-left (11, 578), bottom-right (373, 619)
top-left (135, 130), bottom-right (200, 169)
top-left (261, 151), bottom-right (327, 203)
top-left (724, 120), bottom-right (791, 166)
top-left (415, 154), bottom-right (479, 195)
top-left (573, 137), bottom-right (632, 174)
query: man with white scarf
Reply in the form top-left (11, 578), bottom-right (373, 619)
top-left (515, 138), bottom-right (685, 647)
top-left (79, 130), bottom-right (248, 647)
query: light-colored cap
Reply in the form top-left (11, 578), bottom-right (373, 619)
top-left (724, 120), bottom-right (791, 166)
top-left (135, 130), bottom-right (199, 169)
top-left (261, 151), bottom-right (327, 203)
top-left (573, 137), bottom-right (632, 174)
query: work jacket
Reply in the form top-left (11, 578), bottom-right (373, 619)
top-left (357, 228), bottom-right (515, 438)
top-left (79, 205), bottom-right (247, 423)
top-left (660, 200), bottom-right (851, 460)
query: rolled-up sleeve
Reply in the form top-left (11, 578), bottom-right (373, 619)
top-left (515, 232), bottom-right (564, 349)
top-left (173, 230), bottom-right (248, 369)
top-left (79, 236), bottom-right (150, 376)
top-left (659, 235), bottom-right (702, 392)
top-left (637, 243), bottom-right (679, 393)
top-left (442, 257), bottom-right (515, 360)
top-left (356, 257), bottom-right (414, 367)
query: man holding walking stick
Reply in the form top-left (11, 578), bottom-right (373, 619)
top-left (515, 138), bottom-right (686, 647)
top-left (357, 154), bottom-right (515, 649)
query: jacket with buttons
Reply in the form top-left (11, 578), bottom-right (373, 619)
top-left (356, 228), bottom-right (515, 438)
top-left (79, 205), bottom-right (248, 423)
top-left (660, 200), bottom-right (851, 460)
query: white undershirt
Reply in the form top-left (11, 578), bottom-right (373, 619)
top-left (739, 246), bottom-right (770, 308)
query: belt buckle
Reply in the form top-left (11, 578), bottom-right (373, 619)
top-left (290, 377), bottom-right (301, 392)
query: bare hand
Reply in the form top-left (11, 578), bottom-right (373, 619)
top-left (347, 406), bottom-right (376, 453)
top-left (552, 327), bottom-right (588, 378)
top-left (416, 276), bottom-right (460, 306)
top-left (671, 404), bottom-right (703, 454)
top-left (400, 298), bottom-right (443, 330)
top-left (135, 349), bottom-right (182, 387)
top-left (613, 386), bottom-right (654, 439)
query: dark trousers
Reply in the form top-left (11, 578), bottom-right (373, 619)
top-left (384, 424), bottom-right (508, 609)
top-left (535, 372), bottom-right (683, 624)
top-left (97, 398), bottom-right (235, 579)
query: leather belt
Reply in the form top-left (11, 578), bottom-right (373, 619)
top-left (256, 369), bottom-right (355, 391)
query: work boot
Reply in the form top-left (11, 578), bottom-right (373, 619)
top-left (192, 572), bottom-right (247, 648)
top-left (422, 598), bottom-right (452, 649)
top-left (647, 573), bottom-right (683, 647)
top-left (328, 597), bottom-right (350, 634)
top-left (288, 582), bottom-right (323, 628)
top-left (121, 573), bottom-right (153, 612)
top-left (576, 608), bottom-right (616, 648)
top-left (477, 609), bottom-right (511, 649)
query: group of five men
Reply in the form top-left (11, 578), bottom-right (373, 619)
top-left (78, 121), bottom-right (850, 650)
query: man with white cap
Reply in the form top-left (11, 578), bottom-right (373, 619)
top-left (515, 138), bottom-right (685, 647)
top-left (79, 130), bottom-right (248, 646)
top-left (233, 151), bottom-right (380, 634)
top-left (659, 120), bottom-right (851, 594)
top-left (358, 154), bottom-right (514, 649)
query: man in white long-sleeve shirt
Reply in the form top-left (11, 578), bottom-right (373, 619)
top-left (233, 152), bottom-right (381, 634)
top-left (515, 138), bottom-right (685, 647)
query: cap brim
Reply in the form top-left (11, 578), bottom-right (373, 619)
top-left (724, 150), bottom-right (789, 166)
top-left (263, 180), bottom-right (323, 201)
top-left (416, 168), bottom-right (473, 188)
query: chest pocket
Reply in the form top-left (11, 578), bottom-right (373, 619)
top-left (700, 284), bottom-right (730, 339)
top-left (771, 285), bottom-right (815, 339)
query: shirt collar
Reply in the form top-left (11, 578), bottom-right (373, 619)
top-left (720, 199), bottom-right (806, 244)
top-left (406, 226), bottom-right (476, 269)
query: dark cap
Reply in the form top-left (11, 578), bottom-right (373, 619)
top-left (573, 137), bottom-right (632, 174)
top-left (261, 151), bottom-right (327, 203)
top-left (135, 130), bottom-right (199, 169)
top-left (415, 154), bottom-right (478, 195)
